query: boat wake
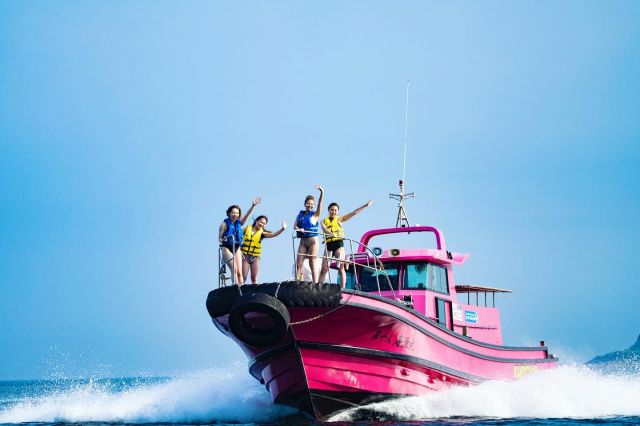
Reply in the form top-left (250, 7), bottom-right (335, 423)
top-left (0, 362), bottom-right (298, 424)
top-left (2, 363), bottom-right (640, 424)
top-left (330, 364), bottom-right (640, 421)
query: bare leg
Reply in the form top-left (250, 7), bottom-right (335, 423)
top-left (296, 241), bottom-right (309, 281)
top-left (220, 246), bottom-right (234, 284)
top-left (318, 246), bottom-right (330, 283)
top-left (233, 250), bottom-right (243, 284)
top-left (334, 247), bottom-right (347, 288)
top-left (250, 257), bottom-right (261, 284)
top-left (221, 247), bottom-right (233, 268)
top-left (307, 237), bottom-right (320, 283)
top-left (242, 257), bottom-right (250, 284)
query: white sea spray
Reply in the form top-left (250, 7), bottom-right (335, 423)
top-left (329, 364), bottom-right (640, 421)
top-left (0, 363), bottom-right (295, 423)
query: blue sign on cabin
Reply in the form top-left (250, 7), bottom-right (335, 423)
top-left (465, 311), bottom-right (478, 323)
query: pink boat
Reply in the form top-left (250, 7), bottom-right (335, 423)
top-left (206, 191), bottom-right (558, 420)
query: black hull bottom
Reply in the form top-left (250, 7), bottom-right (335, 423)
top-left (276, 389), bottom-right (407, 421)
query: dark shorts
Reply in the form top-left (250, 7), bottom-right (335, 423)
top-left (326, 240), bottom-right (344, 253)
top-left (221, 243), bottom-right (240, 253)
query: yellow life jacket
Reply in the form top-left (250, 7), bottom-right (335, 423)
top-left (241, 226), bottom-right (263, 257)
top-left (323, 216), bottom-right (344, 243)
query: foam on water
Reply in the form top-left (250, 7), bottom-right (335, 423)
top-left (330, 365), bottom-right (640, 421)
top-left (0, 363), bottom-right (296, 423)
top-left (2, 364), bottom-right (640, 423)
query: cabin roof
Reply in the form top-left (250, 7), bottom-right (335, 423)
top-left (357, 226), bottom-right (469, 265)
top-left (455, 284), bottom-right (513, 293)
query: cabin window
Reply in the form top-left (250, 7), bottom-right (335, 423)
top-left (403, 263), bottom-right (449, 294)
top-left (403, 263), bottom-right (428, 289)
top-left (435, 297), bottom-right (453, 329)
top-left (436, 298), bottom-right (447, 325)
top-left (344, 263), bottom-right (399, 292)
top-left (432, 264), bottom-right (449, 293)
top-left (341, 270), bottom-right (355, 289)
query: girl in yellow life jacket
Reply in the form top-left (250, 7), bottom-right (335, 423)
top-left (241, 215), bottom-right (287, 284)
top-left (319, 199), bottom-right (373, 287)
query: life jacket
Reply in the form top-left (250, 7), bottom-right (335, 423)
top-left (323, 216), bottom-right (344, 243)
top-left (222, 217), bottom-right (243, 246)
top-left (296, 210), bottom-right (318, 238)
top-left (241, 225), bottom-right (263, 257)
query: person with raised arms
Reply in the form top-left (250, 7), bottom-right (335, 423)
top-left (294, 185), bottom-right (324, 283)
top-left (319, 200), bottom-right (373, 287)
top-left (218, 197), bottom-right (260, 284)
top-left (241, 215), bottom-right (287, 285)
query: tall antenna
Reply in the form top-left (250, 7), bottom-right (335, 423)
top-left (403, 79), bottom-right (410, 182)
top-left (390, 80), bottom-right (414, 228)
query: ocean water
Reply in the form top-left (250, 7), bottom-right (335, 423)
top-left (1, 363), bottom-right (639, 425)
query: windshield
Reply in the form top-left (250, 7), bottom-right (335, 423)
top-left (404, 262), bottom-right (449, 293)
top-left (343, 263), bottom-right (399, 292)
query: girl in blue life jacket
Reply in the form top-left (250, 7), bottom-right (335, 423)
top-left (293, 185), bottom-right (324, 283)
top-left (241, 215), bottom-right (287, 285)
top-left (318, 199), bottom-right (373, 287)
top-left (218, 197), bottom-right (260, 284)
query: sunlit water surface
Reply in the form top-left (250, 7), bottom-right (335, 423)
top-left (1, 363), bottom-right (639, 425)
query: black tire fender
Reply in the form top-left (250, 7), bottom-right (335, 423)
top-left (228, 293), bottom-right (290, 347)
top-left (206, 285), bottom-right (251, 317)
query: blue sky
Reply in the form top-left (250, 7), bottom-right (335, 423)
top-left (1, 1), bottom-right (639, 380)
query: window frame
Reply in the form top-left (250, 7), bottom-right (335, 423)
top-left (344, 262), bottom-right (400, 291)
top-left (402, 262), bottom-right (450, 295)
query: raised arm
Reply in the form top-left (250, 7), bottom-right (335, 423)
top-left (240, 196), bottom-right (261, 225)
top-left (312, 185), bottom-right (324, 221)
top-left (340, 200), bottom-right (373, 223)
top-left (263, 221), bottom-right (288, 238)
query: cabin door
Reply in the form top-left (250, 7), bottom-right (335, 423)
top-left (436, 298), bottom-right (453, 330)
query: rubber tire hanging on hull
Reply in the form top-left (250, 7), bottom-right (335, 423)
top-left (228, 293), bottom-right (291, 347)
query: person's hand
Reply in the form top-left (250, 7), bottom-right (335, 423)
top-left (252, 196), bottom-right (262, 206)
top-left (281, 220), bottom-right (287, 229)
top-left (366, 200), bottom-right (373, 207)
top-left (314, 184), bottom-right (323, 192)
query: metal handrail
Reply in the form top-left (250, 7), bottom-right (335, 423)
top-left (217, 238), bottom-right (238, 288)
top-left (291, 230), bottom-right (396, 298)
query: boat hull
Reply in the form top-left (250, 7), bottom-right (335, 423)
top-left (212, 289), bottom-right (557, 420)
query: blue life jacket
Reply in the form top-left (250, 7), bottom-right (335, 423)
top-left (296, 210), bottom-right (318, 238)
top-left (223, 217), bottom-right (243, 246)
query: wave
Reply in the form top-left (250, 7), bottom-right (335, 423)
top-left (0, 363), bottom-right (297, 423)
top-left (330, 364), bottom-right (640, 421)
top-left (2, 364), bottom-right (640, 423)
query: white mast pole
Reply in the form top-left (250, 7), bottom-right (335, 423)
top-left (403, 80), bottom-right (410, 183)
top-left (390, 80), bottom-right (414, 227)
